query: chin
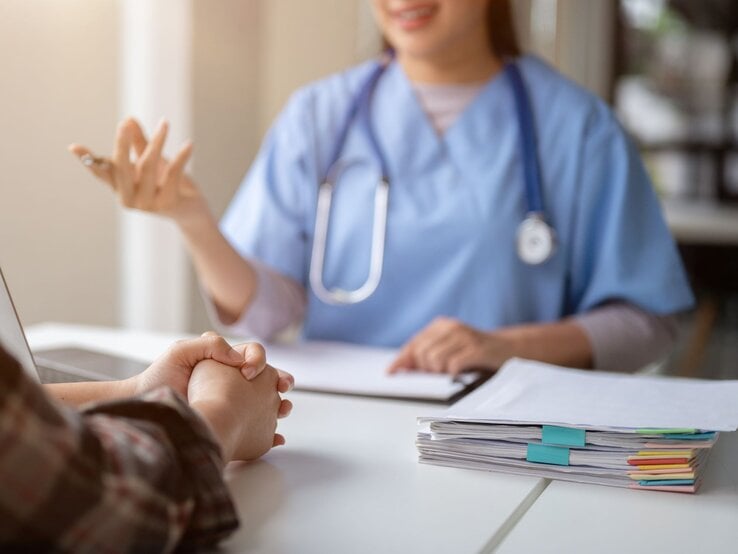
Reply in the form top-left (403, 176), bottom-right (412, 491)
top-left (389, 35), bottom-right (446, 59)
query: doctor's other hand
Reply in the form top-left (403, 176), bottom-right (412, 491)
top-left (387, 317), bottom-right (515, 377)
top-left (68, 117), bottom-right (211, 227)
top-left (188, 359), bottom-right (289, 462)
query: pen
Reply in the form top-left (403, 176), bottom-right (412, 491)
top-left (80, 153), bottom-right (110, 169)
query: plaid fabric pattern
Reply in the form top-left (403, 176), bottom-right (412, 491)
top-left (0, 346), bottom-right (238, 553)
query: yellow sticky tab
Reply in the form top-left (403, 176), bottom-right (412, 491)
top-left (631, 473), bottom-right (695, 481)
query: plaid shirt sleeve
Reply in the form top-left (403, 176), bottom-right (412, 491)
top-left (0, 346), bottom-right (238, 553)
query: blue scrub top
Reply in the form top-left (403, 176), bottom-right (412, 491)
top-left (221, 55), bottom-right (694, 347)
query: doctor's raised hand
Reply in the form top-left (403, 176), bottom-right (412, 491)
top-left (68, 118), bottom-right (208, 225)
top-left (69, 117), bottom-right (271, 326)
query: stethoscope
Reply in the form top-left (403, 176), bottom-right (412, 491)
top-left (309, 55), bottom-right (556, 306)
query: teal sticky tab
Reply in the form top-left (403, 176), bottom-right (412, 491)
top-left (638, 479), bottom-right (694, 486)
top-left (526, 443), bottom-right (570, 466)
top-left (663, 432), bottom-right (716, 440)
top-left (542, 425), bottom-right (586, 447)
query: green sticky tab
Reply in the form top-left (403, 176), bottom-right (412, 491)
top-left (636, 428), bottom-right (697, 435)
top-left (526, 443), bottom-right (570, 466)
top-left (542, 425), bottom-right (586, 447)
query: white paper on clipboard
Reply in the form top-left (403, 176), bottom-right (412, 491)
top-left (263, 340), bottom-right (481, 402)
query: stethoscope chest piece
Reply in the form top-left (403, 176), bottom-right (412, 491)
top-left (517, 212), bottom-right (556, 265)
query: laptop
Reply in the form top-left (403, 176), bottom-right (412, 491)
top-left (0, 266), bottom-right (148, 383)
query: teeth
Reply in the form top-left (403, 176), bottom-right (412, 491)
top-left (397, 7), bottom-right (434, 20)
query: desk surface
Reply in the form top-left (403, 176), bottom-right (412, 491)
top-left (26, 323), bottom-right (545, 554)
top-left (499, 431), bottom-right (738, 553)
top-left (25, 324), bottom-right (738, 553)
top-left (222, 391), bottom-right (546, 553)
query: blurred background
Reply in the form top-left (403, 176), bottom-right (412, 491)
top-left (0, 0), bottom-right (735, 377)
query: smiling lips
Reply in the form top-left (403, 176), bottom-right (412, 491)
top-left (390, 3), bottom-right (438, 31)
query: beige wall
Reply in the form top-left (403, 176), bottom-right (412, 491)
top-left (0, 0), bottom-right (119, 327)
top-left (189, 0), bottom-right (263, 333)
top-left (258, 0), bottom-right (366, 132)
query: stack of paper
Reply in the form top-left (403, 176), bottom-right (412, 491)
top-left (417, 359), bottom-right (738, 493)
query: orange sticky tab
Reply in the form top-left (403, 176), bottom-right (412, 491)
top-left (634, 463), bottom-right (690, 470)
top-left (627, 458), bottom-right (690, 466)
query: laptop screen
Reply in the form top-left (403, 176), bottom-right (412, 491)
top-left (0, 268), bottom-right (40, 382)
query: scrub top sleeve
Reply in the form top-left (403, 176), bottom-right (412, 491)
top-left (220, 89), bottom-right (316, 286)
top-left (572, 302), bottom-right (678, 372)
top-left (200, 259), bottom-right (306, 340)
top-left (567, 107), bottom-right (695, 316)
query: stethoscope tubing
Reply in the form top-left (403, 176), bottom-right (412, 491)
top-left (309, 175), bottom-right (390, 305)
top-left (504, 63), bottom-right (545, 215)
top-left (309, 55), bottom-right (555, 305)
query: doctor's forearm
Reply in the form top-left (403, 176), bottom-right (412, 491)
top-left (178, 211), bottom-right (259, 323)
top-left (496, 320), bottom-right (593, 369)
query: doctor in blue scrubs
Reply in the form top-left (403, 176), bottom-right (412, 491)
top-left (71, 0), bottom-right (693, 375)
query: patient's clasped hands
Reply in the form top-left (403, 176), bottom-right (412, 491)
top-left (124, 332), bottom-right (293, 463)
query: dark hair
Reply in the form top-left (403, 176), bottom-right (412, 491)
top-left (382, 0), bottom-right (521, 59)
top-left (487, 0), bottom-right (520, 59)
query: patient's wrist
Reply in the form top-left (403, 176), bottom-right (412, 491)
top-left (191, 400), bottom-right (236, 462)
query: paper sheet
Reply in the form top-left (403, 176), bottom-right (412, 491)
top-left (431, 358), bottom-right (738, 431)
top-left (263, 340), bottom-right (477, 401)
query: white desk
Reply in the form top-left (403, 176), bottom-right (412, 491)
top-left (26, 324), bottom-right (738, 552)
top-left (499, 431), bottom-right (738, 553)
top-left (26, 323), bottom-right (546, 554)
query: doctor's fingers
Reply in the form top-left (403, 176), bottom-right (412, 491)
top-left (157, 141), bottom-right (193, 209)
top-left (126, 118), bottom-right (149, 157)
top-left (387, 320), bottom-right (452, 373)
top-left (112, 122), bottom-right (136, 205)
top-left (446, 347), bottom-right (484, 377)
top-left (135, 120), bottom-right (169, 209)
top-left (68, 144), bottom-right (114, 186)
top-left (416, 336), bottom-right (468, 373)
top-left (410, 321), bottom-right (468, 371)
top-left (386, 342), bottom-right (417, 374)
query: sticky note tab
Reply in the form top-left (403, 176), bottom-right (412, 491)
top-left (638, 479), bottom-right (694, 486)
top-left (662, 432), bottom-right (716, 440)
top-left (526, 443), bottom-right (570, 466)
top-left (542, 425), bottom-right (586, 447)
